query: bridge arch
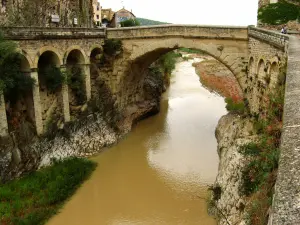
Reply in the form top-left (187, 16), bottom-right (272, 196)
top-left (117, 40), bottom-right (247, 108)
top-left (16, 49), bottom-right (34, 69)
top-left (269, 62), bottom-right (279, 89)
top-left (34, 47), bottom-right (63, 68)
top-left (90, 46), bottom-right (103, 64)
top-left (64, 46), bottom-right (88, 65)
top-left (65, 48), bottom-right (88, 110)
top-left (257, 59), bottom-right (266, 82)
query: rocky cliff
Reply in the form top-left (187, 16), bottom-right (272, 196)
top-left (211, 113), bottom-right (257, 225)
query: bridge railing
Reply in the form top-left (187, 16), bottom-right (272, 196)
top-left (248, 26), bottom-right (289, 50)
top-left (0, 26), bottom-right (106, 40)
top-left (107, 24), bottom-right (248, 40)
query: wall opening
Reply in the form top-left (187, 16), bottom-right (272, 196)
top-left (90, 47), bottom-right (103, 99)
top-left (66, 49), bottom-right (86, 117)
top-left (5, 54), bottom-right (35, 135)
top-left (37, 51), bottom-right (63, 131)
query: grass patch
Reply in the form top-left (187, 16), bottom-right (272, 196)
top-left (225, 97), bottom-right (246, 114)
top-left (0, 157), bottom-right (97, 225)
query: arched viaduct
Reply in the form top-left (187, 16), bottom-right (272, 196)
top-left (0, 25), bottom-right (298, 224)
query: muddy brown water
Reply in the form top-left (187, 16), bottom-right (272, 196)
top-left (47, 58), bottom-right (227, 225)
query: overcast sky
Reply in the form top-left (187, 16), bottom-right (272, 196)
top-left (100, 0), bottom-right (258, 26)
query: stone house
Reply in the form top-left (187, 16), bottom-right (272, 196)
top-left (110, 7), bottom-right (136, 28)
top-left (92, 0), bottom-right (101, 26)
top-left (101, 8), bottom-right (114, 27)
top-left (0, 0), bottom-right (94, 27)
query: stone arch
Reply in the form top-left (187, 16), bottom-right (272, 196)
top-left (16, 48), bottom-right (34, 69)
top-left (89, 46), bottom-right (104, 100)
top-left (65, 48), bottom-right (88, 113)
top-left (269, 62), bottom-right (279, 89)
top-left (248, 57), bottom-right (255, 79)
top-left (34, 47), bottom-right (63, 68)
top-left (117, 40), bottom-right (246, 108)
top-left (4, 53), bottom-right (35, 133)
top-left (64, 46), bottom-right (88, 65)
top-left (90, 46), bottom-right (103, 64)
top-left (257, 59), bottom-right (266, 83)
top-left (37, 50), bottom-right (64, 130)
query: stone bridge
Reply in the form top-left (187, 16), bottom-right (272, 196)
top-left (0, 25), bottom-right (299, 224)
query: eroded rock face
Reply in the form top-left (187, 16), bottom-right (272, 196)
top-left (0, 63), bottom-right (164, 183)
top-left (212, 113), bottom-right (257, 225)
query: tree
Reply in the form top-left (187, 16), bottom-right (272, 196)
top-left (120, 18), bottom-right (140, 27)
top-left (0, 32), bottom-right (35, 104)
top-left (258, 0), bottom-right (300, 25)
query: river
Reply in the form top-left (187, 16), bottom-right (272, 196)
top-left (47, 57), bottom-right (227, 225)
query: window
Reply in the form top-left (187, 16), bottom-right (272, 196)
top-left (96, 15), bottom-right (99, 19)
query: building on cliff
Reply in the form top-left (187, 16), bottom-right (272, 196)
top-left (0, 0), bottom-right (94, 27)
top-left (110, 7), bottom-right (136, 28)
top-left (101, 8), bottom-right (114, 27)
top-left (92, 0), bottom-right (101, 26)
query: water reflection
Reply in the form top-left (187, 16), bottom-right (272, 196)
top-left (47, 58), bottom-right (226, 225)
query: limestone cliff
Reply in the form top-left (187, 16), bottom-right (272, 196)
top-left (211, 113), bottom-right (257, 225)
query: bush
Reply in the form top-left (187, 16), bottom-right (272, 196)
top-left (42, 65), bottom-right (66, 92)
top-left (103, 39), bottom-right (123, 56)
top-left (258, 0), bottom-right (300, 25)
top-left (67, 66), bottom-right (86, 105)
top-left (225, 97), bottom-right (245, 114)
top-left (120, 18), bottom-right (140, 27)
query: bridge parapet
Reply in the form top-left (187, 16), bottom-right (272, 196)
top-left (0, 27), bottom-right (106, 40)
top-left (107, 24), bottom-right (248, 40)
top-left (249, 26), bottom-right (289, 50)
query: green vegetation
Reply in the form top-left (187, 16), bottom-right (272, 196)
top-left (225, 97), bottom-right (246, 114)
top-left (150, 51), bottom-right (182, 86)
top-left (103, 39), bottom-right (123, 57)
top-left (120, 18), bottom-right (140, 27)
top-left (0, 32), bottom-right (35, 104)
top-left (0, 157), bottom-right (97, 225)
top-left (67, 66), bottom-right (86, 105)
top-left (42, 65), bottom-right (66, 92)
top-left (136, 17), bottom-right (170, 26)
top-left (258, 0), bottom-right (300, 25)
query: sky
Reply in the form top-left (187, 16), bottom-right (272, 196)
top-left (99, 0), bottom-right (258, 26)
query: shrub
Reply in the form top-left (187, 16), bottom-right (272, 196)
top-left (120, 18), bottom-right (140, 27)
top-left (103, 39), bottom-right (123, 56)
top-left (225, 97), bottom-right (245, 114)
top-left (67, 66), bottom-right (86, 105)
top-left (42, 65), bottom-right (66, 92)
top-left (258, 0), bottom-right (300, 25)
